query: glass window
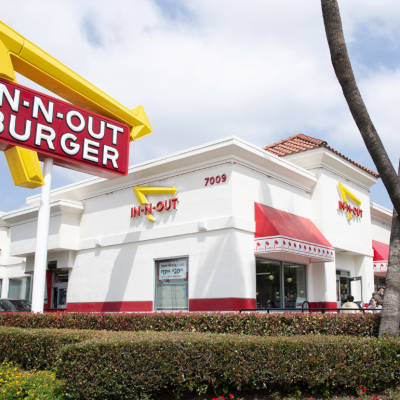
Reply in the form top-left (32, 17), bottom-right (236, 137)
top-left (374, 276), bottom-right (386, 291)
top-left (8, 279), bottom-right (21, 299)
top-left (8, 277), bottom-right (31, 301)
top-left (256, 259), bottom-right (281, 309)
top-left (54, 271), bottom-right (68, 283)
top-left (155, 258), bottom-right (188, 311)
top-left (256, 258), bottom-right (307, 309)
top-left (44, 277), bottom-right (47, 303)
top-left (0, 279), bottom-right (2, 297)
top-left (51, 270), bottom-right (69, 309)
top-left (24, 276), bottom-right (31, 301)
top-left (284, 264), bottom-right (306, 309)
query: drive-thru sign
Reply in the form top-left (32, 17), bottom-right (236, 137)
top-left (0, 21), bottom-right (152, 312)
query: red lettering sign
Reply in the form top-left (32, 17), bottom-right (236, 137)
top-left (0, 79), bottom-right (130, 179)
top-left (338, 200), bottom-right (363, 218)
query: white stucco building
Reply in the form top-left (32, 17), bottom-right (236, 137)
top-left (0, 134), bottom-right (392, 312)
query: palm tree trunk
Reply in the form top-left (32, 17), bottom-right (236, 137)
top-left (321, 0), bottom-right (400, 336)
top-left (321, 0), bottom-right (400, 216)
top-left (379, 164), bottom-right (400, 337)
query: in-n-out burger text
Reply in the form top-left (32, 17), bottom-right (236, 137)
top-left (131, 198), bottom-right (179, 218)
top-left (0, 79), bottom-right (130, 178)
top-left (338, 201), bottom-right (363, 218)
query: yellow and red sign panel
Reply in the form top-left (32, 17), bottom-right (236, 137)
top-left (338, 182), bottom-right (362, 220)
top-left (0, 79), bottom-right (130, 179)
top-left (132, 186), bottom-right (178, 222)
top-left (0, 20), bottom-right (152, 187)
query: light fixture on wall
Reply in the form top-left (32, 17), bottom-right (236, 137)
top-left (287, 277), bottom-right (293, 283)
top-left (198, 221), bottom-right (208, 231)
top-left (268, 275), bottom-right (275, 280)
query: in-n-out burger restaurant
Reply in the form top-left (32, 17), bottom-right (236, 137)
top-left (0, 133), bottom-right (392, 312)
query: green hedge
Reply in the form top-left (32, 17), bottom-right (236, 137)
top-left (0, 312), bottom-right (380, 337)
top-left (0, 327), bottom-right (398, 399)
top-left (0, 327), bottom-right (96, 370)
top-left (55, 332), bottom-right (400, 399)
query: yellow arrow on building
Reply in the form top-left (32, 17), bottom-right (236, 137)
top-left (338, 182), bottom-right (361, 220)
top-left (133, 186), bottom-right (177, 222)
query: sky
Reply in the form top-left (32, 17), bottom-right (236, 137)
top-left (0, 0), bottom-right (399, 212)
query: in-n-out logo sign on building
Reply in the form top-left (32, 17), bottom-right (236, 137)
top-left (337, 182), bottom-right (363, 220)
top-left (131, 185), bottom-right (179, 222)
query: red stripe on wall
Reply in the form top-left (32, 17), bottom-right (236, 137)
top-left (189, 298), bottom-right (256, 311)
top-left (67, 301), bottom-right (153, 312)
top-left (309, 302), bottom-right (338, 309)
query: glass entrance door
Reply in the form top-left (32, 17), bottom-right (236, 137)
top-left (256, 259), bottom-right (281, 309)
top-left (349, 276), bottom-right (363, 305)
top-left (256, 258), bottom-right (307, 309)
top-left (51, 270), bottom-right (68, 309)
top-left (336, 276), bottom-right (341, 308)
top-left (339, 276), bottom-right (349, 304)
top-left (335, 272), bottom-right (363, 307)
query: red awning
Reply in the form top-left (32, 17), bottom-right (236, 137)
top-left (373, 240), bottom-right (389, 273)
top-left (254, 203), bottom-right (334, 262)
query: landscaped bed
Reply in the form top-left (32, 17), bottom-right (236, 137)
top-left (0, 325), bottom-right (399, 399)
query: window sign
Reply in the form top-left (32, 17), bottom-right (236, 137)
top-left (155, 258), bottom-right (188, 311)
top-left (158, 260), bottom-right (187, 281)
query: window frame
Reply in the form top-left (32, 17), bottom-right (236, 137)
top-left (154, 257), bottom-right (189, 312)
top-left (255, 257), bottom-right (308, 309)
top-left (50, 270), bottom-right (69, 309)
top-left (7, 276), bottom-right (32, 301)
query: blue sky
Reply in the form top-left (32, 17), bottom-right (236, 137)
top-left (0, 0), bottom-right (399, 212)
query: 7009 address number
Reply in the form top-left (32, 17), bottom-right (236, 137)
top-left (205, 174), bottom-right (227, 186)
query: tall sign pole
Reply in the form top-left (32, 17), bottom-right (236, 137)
top-left (0, 21), bottom-right (152, 312)
top-left (31, 158), bottom-right (53, 313)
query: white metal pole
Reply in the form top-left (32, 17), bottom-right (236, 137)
top-left (31, 158), bottom-right (53, 313)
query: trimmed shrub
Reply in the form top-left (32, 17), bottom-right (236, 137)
top-left (55, 332), bottom-right (400, 399)
top-left (0, 312), bottom-right (380, 337)
top-left (0, 327), bottom-right (96, 370)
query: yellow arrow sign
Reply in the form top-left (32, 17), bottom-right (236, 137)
top-left (0, 20), bottom-right (152, 189)
top-left (0, 21), bottom-right (152, 141)
top-left (133, 186), bottom-right (177, 222)
top-left (338, 182), bottom-right (361, 220)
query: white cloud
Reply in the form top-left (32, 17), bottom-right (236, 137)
top-left (1, 0), bottom-right (399, 210)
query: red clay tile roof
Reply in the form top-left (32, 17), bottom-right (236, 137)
top-left (264, 134), bottom-right (379, 178)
